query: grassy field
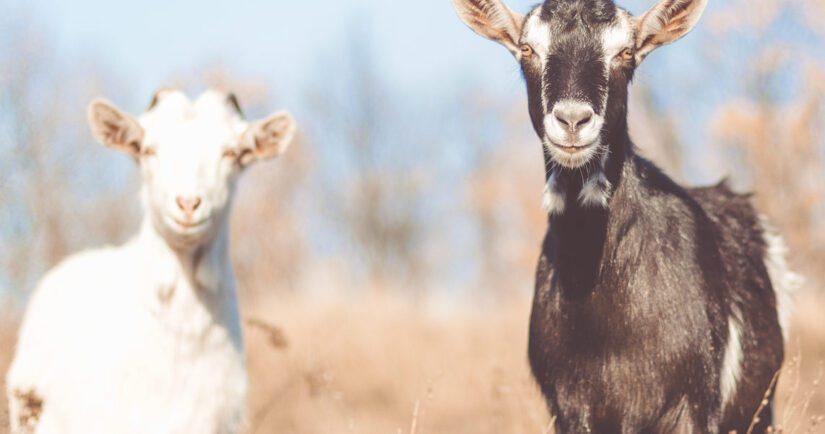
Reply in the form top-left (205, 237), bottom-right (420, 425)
top-left (0, 292), bottom-right (823, 434)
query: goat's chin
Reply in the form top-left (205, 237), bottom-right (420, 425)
top-left (544, 138), bottom-right (601, 169)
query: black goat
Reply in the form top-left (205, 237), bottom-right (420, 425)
top-left (453, 0), bottom-right (798, 432)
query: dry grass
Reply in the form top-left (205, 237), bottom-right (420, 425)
top-left (0, 292), bottom-right (822, 434)
top-left (240, 295), bottom-right (550, 434)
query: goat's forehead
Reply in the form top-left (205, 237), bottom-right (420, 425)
top-left (538, 0), bottom-right (619, 22)
top-left (139, 92), bottom-right (246, 146)
top-left (524, 0), bottom-right (632, 44)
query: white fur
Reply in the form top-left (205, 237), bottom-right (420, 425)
top-left (578, 171), bottom-right (612, 208)
top-left (720, 306), bottom-right (744, 408)
top-left (542, 172), bottom-right (566, 215)
top-left (521, 10), bottom-right (551, 62)
top-left (601, 10), bottom-right (633, 63)
top-left (719, 218), bottom-right (802, 408)
top-left (6, 224), bottom-right (246, 434)
top-left (6, 90), bottom-right (293, 434)
top-left (598, 10), bottom-right (633, 115)
top-left (522, 9), bottom-right (553, 120)
top-left (759, 216), bottom-right (802, 342)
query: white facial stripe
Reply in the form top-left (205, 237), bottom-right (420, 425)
top-left (588, 10), bottom-right (633, 134)
top-left (521, 9), bottom-right (553, 116)
top-left (601, 10), bottom-right (634, 61)
top-left (522, 10), bottom-right (551, 61)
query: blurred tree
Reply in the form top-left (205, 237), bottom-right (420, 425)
top-left (0, 5), bottom-right (135, 302)
top-left (709, 0), bottom-right (825, 281)
top-left (305, 27), bottom-right (435, 296)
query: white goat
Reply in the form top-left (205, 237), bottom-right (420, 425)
top-left (6, 89), bottom-right (296, 434)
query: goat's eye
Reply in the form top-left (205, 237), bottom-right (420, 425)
top-left (238, 149), bottom-right (254, 164)
top-left (222, 149), bottom-right (239, 160)
top-left (619, 48), bottom-right (634, 62)
top-left (520, 44), bottom-right (534, 58)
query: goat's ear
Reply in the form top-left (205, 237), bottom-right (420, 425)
top-left (87, 99), bottom-right (144, 156)
top-left (240, 111), bottom-right (296, 164)
top-left (634, 0), bottom-right (707, 64)
top-left (453, 0), bottom-right (525, 56)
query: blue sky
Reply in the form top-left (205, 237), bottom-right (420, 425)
top-left (17, 0), bottom-right (723, 163)
top-left (20, 0), bottom-right (680, 106)
top-left (3, 0), bottom-right (819, 298)
top-left (24, 0), bottom-right (517, 101)
top-left (11, 0), bottom-right (813, 189)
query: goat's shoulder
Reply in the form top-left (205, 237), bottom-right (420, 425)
top-left (608, 156), bottom-right (735, 266)
top-left (14, 243), bottom-right (142, 358)
top-left (31, 244), bottom-right (134, 301)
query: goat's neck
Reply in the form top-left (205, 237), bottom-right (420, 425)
top-left (133, 218), bottom-right (235, 337)
top-left (136, 219), bottom-right (231, 290)
top-left (546, 132), bottom-right (633, 299)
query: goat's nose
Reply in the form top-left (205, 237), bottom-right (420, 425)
top-left (553, 104), bottom-right (595, 132)
top-left (176, 196), bottom-right (202, 216)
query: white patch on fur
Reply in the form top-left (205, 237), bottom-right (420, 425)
top-left (597, 9), bottom-right (633, 112)
top-left (521, 8), bottom-right (553, 116)
top-left (601, 10), bottom-right (633, 61)
top-left (721, 306), bottom-right (744, 407)
top-left (759, 216), bottom-right (802, 342)
top-left (578, 171), bottom-right (612, 208)
top-left (522, 10), bottom-right (551, 61)
top-left (542, 172), bottom-right (566, 215)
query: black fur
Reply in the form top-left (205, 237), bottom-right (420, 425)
top-left (515, 1), bottom-right (785, 432)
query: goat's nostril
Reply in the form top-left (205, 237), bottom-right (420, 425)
top-left (552, 103), bottom-right (595, 132)
top-left (176, 196), bottom-right (202, 214)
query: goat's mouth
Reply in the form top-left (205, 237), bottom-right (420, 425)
top-left (168, 216), bottom-right (210, 232)
top-left (548, 139), bottom-right (596, 154)
top-left (175, 219), bottom-right (207, 228)
top-left (544, 137), bottom-right (601, 169)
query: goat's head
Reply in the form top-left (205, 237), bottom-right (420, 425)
top-left (454, 0), bottom-right (707, 170)
top-left (87, 89), bottom-right (296, 248)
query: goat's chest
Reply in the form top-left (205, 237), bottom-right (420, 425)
top-left (528, 255), bottom-right (718, 432)
top-left (75, 283), bottom-right (248, 434)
